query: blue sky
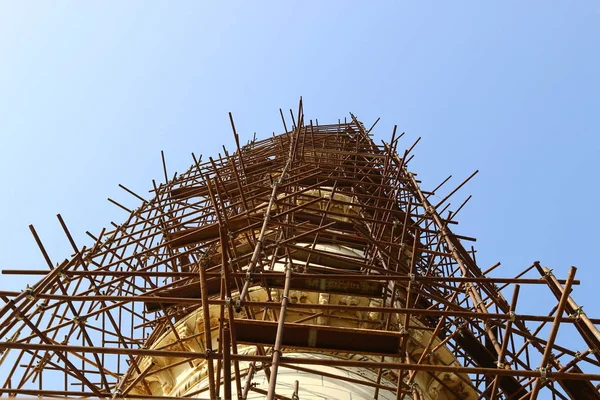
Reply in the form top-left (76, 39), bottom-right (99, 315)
top-left (0, 1), bottom-right (599, 329)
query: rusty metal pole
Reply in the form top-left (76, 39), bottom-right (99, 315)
top-left (529, 266), bottom-right (577, 399)
top-left (198, 257), bottom-right (217, 400)
top-left (223, 324), bottom-right (232, 400)
top-left (266, 263), bottom-right (293, 400)
top-left (490, 284), bottom-right (520, 400)
top-left (539, 264), bottom-right (600, 361)
top-left (241, 362), bottom-right (256, 399)
top-left (239, 121), bottom-right (300, 303)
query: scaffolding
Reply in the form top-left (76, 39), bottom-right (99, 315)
top-left (1, 101), bottom-right (599, 399)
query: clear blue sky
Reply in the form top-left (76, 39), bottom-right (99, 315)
top-left (0, 2), bottom-right (599, 325)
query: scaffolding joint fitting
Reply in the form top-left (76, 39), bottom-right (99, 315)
top-left (408, 273), bottom-right (416, 292)
top-left (59, 270), bottom-right (72, 283)
top-left (410, 381), bottom-right (420, 392)
top-left (569, 306), bottom-right (585, 319)
top-left (541, 268), bottom-right (553, 279)
top-left (509, 311), bottom-right (516, 322)
top-left (23, 285), bottom-right (35, 301)
top-left (538, 366), bottom-right (548, 382)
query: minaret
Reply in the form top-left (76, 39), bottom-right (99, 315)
top-left (1, 103), bottom-right (599, 399)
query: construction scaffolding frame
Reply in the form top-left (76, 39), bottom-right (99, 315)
top-left (1, 100), bottom-right (599, 399)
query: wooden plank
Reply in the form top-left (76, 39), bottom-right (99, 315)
top-left (265, 277), bottom-right (384, 297)
top-left (234, 320), bottom-right (402, 355)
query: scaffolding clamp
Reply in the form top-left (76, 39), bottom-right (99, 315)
top-left (59, 270), bottom-right (71, 283)
top-left (410, 382), bottom-right (419, 391)
top-left (538, 366), bottom-right (548, 382)
top-left (569, 306), bottom-right (585, 319)
top-left (408, 273), bottom-right (416, 292)
top-left (23, 285), bottom-right (35, 301)
top-left (541, 268), bottom-right (554, 279)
